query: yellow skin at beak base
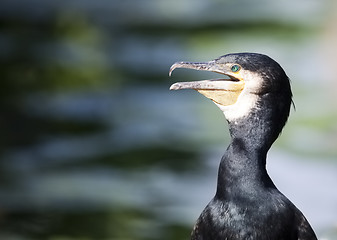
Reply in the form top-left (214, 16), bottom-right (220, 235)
top-left (199, 72), bottom-right (244, 106)
top-left (197, 81), bottom-right (244, 106)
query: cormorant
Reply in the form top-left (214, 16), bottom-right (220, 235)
top-left (169, 53), bottom-right (317, 240)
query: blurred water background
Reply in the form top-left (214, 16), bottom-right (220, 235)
top-left (0, 0), bottom-right (337, 239)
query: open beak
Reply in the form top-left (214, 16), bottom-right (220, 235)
top-left (169, 60), bottom-right (244, 106)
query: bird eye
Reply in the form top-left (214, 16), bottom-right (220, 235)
top-left (231, 65), bottom-right (241, 72)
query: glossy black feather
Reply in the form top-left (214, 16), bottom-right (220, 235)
top-left (190, 53), bottom-right (317, 240)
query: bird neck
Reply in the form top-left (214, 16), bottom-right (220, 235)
top-left (216, 138), bottom-right (274, 199)
top-left (215, 106), bottom-right (280, 199)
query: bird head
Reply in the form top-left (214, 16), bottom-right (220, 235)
top-left (169, 53), bottom-right (292, 124)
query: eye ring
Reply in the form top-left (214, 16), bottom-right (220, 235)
top-left (231, 64), bottom-right (241, 72)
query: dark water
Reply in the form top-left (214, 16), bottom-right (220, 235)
top-left (0, 0), bottom-right (336, 239)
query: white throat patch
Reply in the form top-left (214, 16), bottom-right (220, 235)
top-left (215, 93), bottom-right (259, 122)
top-left (215, 70), bottom-right (262, 122)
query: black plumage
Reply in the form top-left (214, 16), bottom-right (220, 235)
top-left (169, 53), bottom-right (317, 240)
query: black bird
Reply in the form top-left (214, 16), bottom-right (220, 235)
top-left (169, 53), bottom-right (317, 240)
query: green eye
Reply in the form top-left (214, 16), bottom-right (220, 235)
top-left (231, 65), bottom-right (241, 72)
